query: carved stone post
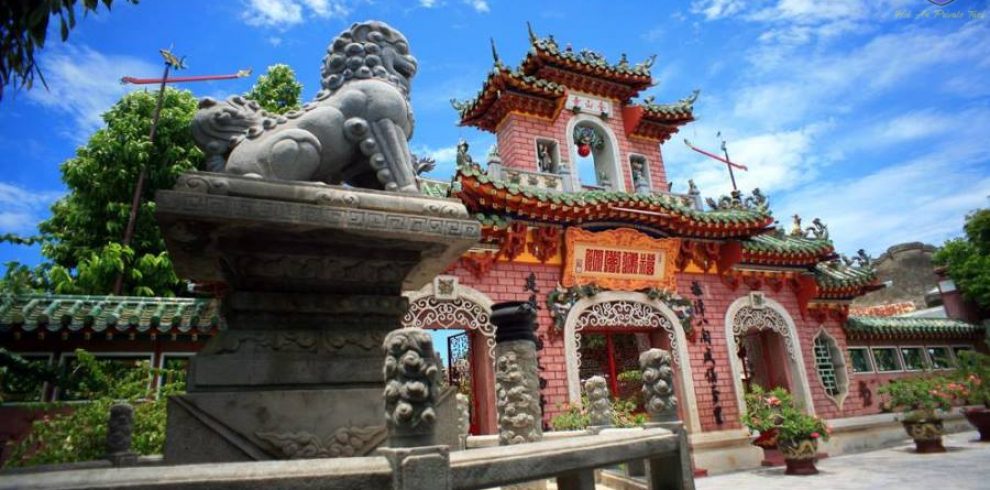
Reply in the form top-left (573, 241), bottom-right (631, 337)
top-left (106, 403), bottom-right (138, 466)
top-left (491, 301), bottom-right (542, 446)
top-left (383, 328), bottom-right (441, 448)
top-left (584, 376), bottom-right (613, 430)
top-left (455, 393), bottom-right (471, 449)
top-left (640, 348), bottom-right (679, 424)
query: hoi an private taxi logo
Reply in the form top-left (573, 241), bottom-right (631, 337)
top-left (927, 0), bottom-right (955, 5)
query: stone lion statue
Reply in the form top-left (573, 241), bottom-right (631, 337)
top-left (191, 21), bottom-right (420, 192)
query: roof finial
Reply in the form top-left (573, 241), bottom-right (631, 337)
top-left (490, 37), bottom-right (502, 67)
top-left (526, 21), bottom-right (538, 44)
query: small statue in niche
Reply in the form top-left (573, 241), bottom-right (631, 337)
top-left (456, 139), bottom-right (475, 168)
top-left (537, 142), bottom-right (554, 173)
top-left (631, 160), bottom-right (647, 185)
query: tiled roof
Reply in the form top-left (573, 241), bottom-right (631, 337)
top-left (848, 302), bottom-right (917, 317)
top-left (814, 261), bottom-right (881, 299)
top-left (454, 163), bottom-right (774, 239)
top-left (640, 91), bottom-right (698, 123)
top-left (520, 35), bottom-right (654, 98)
top-left (845, 316), bottom-right (984, 340)
top-left (741, 233), bottom-right (835, 266)
top-left (0, 294), bottom-right (220, 337)
top-left (453, 66), bottom-right (566, 131)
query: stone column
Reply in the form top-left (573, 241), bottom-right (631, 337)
top-left (383, 328), bottom-right (441, 448)
top-left (455, 393), bottom-right (471, 449)
top-left (584, 376), bottom-right (613, 431)
top-left (106, 403), bottom-right (138, 466)
top-left (156, 172), bottom-right (479, 463)
top-left (640, 348), bottom-right (679, 424)
top-left (491, 301), bottom-right (542, 445)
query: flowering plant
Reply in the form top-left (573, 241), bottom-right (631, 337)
top-left (955, 351), bottom-right (990, 408)
top-left (742, 385), bottom-right (829, 444)
top-left (878, 375), bottom-right (964, 422)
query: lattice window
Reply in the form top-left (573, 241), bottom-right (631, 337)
top-left (812, 329), bottom-right (849, 408)
top-left (814, 336), bottom-right (839, 396)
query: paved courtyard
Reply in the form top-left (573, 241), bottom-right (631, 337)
top-left (695, 431), bottom-right (990, 490)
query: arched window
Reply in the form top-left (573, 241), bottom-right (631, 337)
top-left (812, 328), bottom-right (849, 408)
top-left (572, 122), bottom-right (618, 190)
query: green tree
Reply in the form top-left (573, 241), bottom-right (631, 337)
top-left (0, 0), bottom-right (139, 100)
top-left (244, 64), bottom-right (303, 114)
top-left (36, 87), bottom-right (203, 296)
top-left (934, 206), bottom-right (990, 309)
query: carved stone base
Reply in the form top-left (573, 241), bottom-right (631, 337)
top-left (157, 172), bottom-right (479, 463)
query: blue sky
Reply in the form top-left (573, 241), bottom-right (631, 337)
top-left (1, 0), bottom-right (989, 269)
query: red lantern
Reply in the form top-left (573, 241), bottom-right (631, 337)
top-left (577, 143), bottom-right (591, 157)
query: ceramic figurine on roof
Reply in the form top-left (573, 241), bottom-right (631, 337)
top-left (191, 21), bottom-right (420, 192)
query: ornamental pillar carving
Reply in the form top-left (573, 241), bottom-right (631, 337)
top-left (640, 348), bottom-right (679, 423)
top-left (383, 328), bottom-right (442, 448)
top-left (106, 403), bottom-right (137, 466)
top-left (491, 301), bottom-right (543, 445)
top-left (584, 376), bottom-right (613, 428)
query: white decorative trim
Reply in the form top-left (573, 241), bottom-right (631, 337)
top-left (812, 327), bottom-right (849, 410)
top-left (564, 113), bottom-right (626, 192)
top-left (724, 296), bottom-right (816, 415)
top-left (403, 279), bottom-right (496, 360)
top-left (573, 301), bottom-right (679, 369)
top-left (731, 306), bottom-right (797, 361)
top-left (562, 291), bottom-right (700, 433)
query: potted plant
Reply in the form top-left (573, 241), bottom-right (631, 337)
top-left (774, 405), bottom-right (830, 475)
top-left (878, 375), bottom-right (962, 453)
top-left (955, 351), bottom-right (990, 441)
top-left (742, 385), bottom-right (791, 466)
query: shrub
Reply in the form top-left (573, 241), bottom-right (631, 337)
top-left (742, 385), bottom-right (830, 444)
top-left (549, 396), bottom-right (647, 431)
top-left (877, 375), bottom-right (965, 422)
top-left (955, 350), bottom-right (990, 408)
top-left (3, 349), bottom-right (184, 467)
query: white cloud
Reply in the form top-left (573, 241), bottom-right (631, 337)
top-left (24, 45), bottom-right (157, 138)
top-left (420, 0), bottom-right (438, 7)
top-left (465, 0), bottom-right (489, 13)
top-left (268, 36), bottom-right (283, 46)
top-left (732, 21), bottom-right (990, 127)
top-left (0, 182), bottom-right (63, 234)
top-left (778, 144), bottom-right (990, 256)
top-left (242, 0), bottom-right (350, 28)
top-left (690, 0), bottom-right (745, 20)
top-left (694, 0), bottom-right (915, 45)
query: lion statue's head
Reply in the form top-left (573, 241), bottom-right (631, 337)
top-left (320, 21), bottom-right (418, 98)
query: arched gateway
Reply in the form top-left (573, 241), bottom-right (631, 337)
top-left (563, 291), bottom-right (701, 433)
top-left (402, 276), bottom-right (497, 434)
top-left (724, 295), bottom-right (815, 415)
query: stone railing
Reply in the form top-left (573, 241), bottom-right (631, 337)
top-left (0, 329), bottom-right (694, 490)
top-left (488, 163), bottom-right (572, 192)
top-left (0, 427), bottom-right (692, 490)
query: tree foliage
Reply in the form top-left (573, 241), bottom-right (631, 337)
top-left (2, 349), bottom-right (184, 467)
top-left (30, 87), bottom-right (203, 296)
top-left (0, 0), bottom-right (138, 100)
top-left (933, 206), bottom-right (990, 309)
top-left (2, 64), bottom-right (303, 297)
top-left (243, 64), bottom-right (303, 114)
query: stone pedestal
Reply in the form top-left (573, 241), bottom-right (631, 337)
top-left (156, 172), bottom-right (479, 463)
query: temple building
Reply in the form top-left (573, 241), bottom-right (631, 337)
top-left (1, 27), bottom-right (986, 472)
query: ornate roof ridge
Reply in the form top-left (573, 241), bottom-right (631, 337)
top-left (638, 89), bottom-right (699, 118)
top-left (452, 162), bottom-right (773, 238)
top-left (524, 23), bottom-right (656, 80)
